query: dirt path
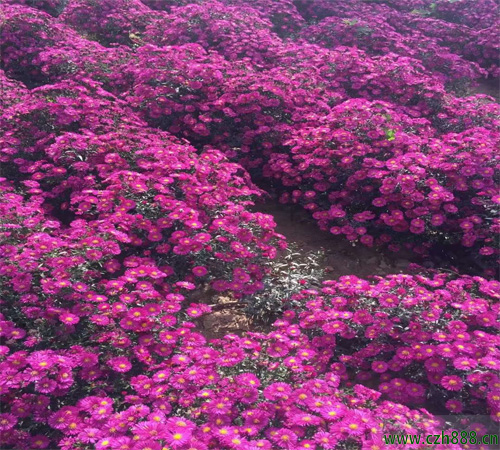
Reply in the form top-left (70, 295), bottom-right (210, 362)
top-left (253, 200), bottom-right (417, 279)
top-left (472, 78), bottom-right (499, 100)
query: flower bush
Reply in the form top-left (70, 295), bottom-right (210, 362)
top-left (265, 100), bottom-right (500, 263)
top-left (142, 1), bottom-right (284, 67)
top-left (60, 0), bottom-right (159, 47)
top-left (0, 83), bottom-right (285, 296)
top-left (277, 271), bottom-right (500, 422)
top-left (301, 15), bottom-right (485, 85)
top-left (0, 4), bottom-right (132, 89)
top-left (0, 69), bottom-right (29, 108)
top-left (3, 0), bottom-right (68, 16)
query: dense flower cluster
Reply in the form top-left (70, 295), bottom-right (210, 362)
top-left (265, 100), bottom-right (500, 263)
top-left (1, 0), bottom-right (499, 448)
top-left (279, 272), bottom-right (500, 421)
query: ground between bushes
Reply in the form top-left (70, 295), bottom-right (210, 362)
top-left (197, 200), bottom-right (418, 339)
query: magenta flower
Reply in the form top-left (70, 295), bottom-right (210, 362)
top-left (441, 375), bottom-right (464, 391)
top-left (0, 413), bottom-right (17, 431)
top-left (445, 399), bottom-right (464, 413)
top-left (192, 266), bottom-right (208, 277)
top-left (108, 357), bottom-right (132, 373)
top-left (60, 313), bottom-right (80, 325)
top-left (453, 357), bottom-right (478, 371)
top-left (270, 428), bottom-right (298, 449)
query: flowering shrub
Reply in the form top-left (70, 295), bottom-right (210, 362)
top-left (124, 43), bottom-right (233, 137)
top-left (301, 11), bottom-right (486, 84)
top-left (265, 100), bottom-right (500, 262)
top-left (0, 4), bottom-right (78, 86)
top-left (225, 0), bottom-right (305, 37)
top-left (0, 70), bottom-right (29, 108)
top-left (60, 0), bottom-right (159, 47)
top-left (275, 271), bottom-right (500, 423)
top-left (0, 4), bottom-right (132, 89)
top-left (143, 1), bottom-right (284, 67)
top-left (4, 0), bottom-right (68, 16)
top-left (433, 0), bottom-right (498, 29)
top-left (0, 83), bottom-right (285, 296)
top-left (125, 44), bottom-right (330, 168)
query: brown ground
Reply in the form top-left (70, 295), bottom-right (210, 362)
top-left (472, 78), bottom-right (499, 100)
top-left (254, 200), bottom-right (416, 279)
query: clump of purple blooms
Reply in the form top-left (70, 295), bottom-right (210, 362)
top-left (0, 0), bottom-right (499, 449)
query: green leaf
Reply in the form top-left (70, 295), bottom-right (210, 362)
top-left (385, 129), bottom-right (396, 141)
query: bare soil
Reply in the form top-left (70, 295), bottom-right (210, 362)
top-left (254, 200), bottom-right (417, 279)
top-left (472, 78), bottom-right (499, 100)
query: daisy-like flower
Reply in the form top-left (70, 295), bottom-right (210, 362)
top-left (336, 412), bottom-right (366, 436)
top-left (109, 436), bottom-right (133, 449)
top-left (214, 426), bottom-right (238, 441)
top-left (59, 312), bottom-right (80, 325)
top-left (208, 399), bottom-right (232, 416)
top-left (172, 354), bottom-right (191, 365)
top-left (320, 403), bottom-right (346, 422)
top-left (267, 343), bottom-right (289, 358)
top-left (390, 378), bottom-right (407, 390)
top-left (371, 361), bottom-right (388, 373)
top-left (238, 387), bottom-right (259, 404)
top-left (322, 321), bottom-right (347, 334)
top-left (132, 441), bottom-right (162, 450)
top-left (405, 383), bottom-right (425, 397)
top-left (95, 438), bottom-right (113, 450)
top-left (0, 413), bottom-right (17, 431)
top-left (297, 440), bottom-right (317, 450)
top-left (437, 344), bottom-right (456, 358)
top-left (77, 427), bottom-right (100, 444)
top-left (165, 417), bottom-right (195, 432)
top-left (29, 435), bottom-right (50, 449)
top-left (396, 347), bottom-right (414, 360)
top-left (479, 356), bottom-right (500, 370)
top-left (243, 410), bottom-right (270, 429)
top-left (468, 422), bottom-right (488, 437)
top-left (289, 412), bottom-right (321, 427)
top-left (252, 439), bottom-right (272, 450)
top-left (183, 440), bottom-right (208, 450)
top-left (152, 370), bottom-right (169, 383)
top-left (192, 266), bottom-right (208, 277)
top-left (307, 396), bottom-right (332, 413)
top-left (445, 399), bottom-right (463, 413)
top-left (297, 348), bottom-right (317, 360)
top-left (35, 377), bottom-right (57, 394)
top-left (447, 320), bottom-right (467, 333)
top-left (108, 357), bottom-right (132, 373)
top-left (453, 357), bottom-right (478, 371)
top-left (283, 356), bottom-right (303, 369)
top-left (28, 351), bottom-right (56, 371)
top-left (270, 428), bottom-right (298, 449)
top-left (263, 382), bottom-right (292, 400)
top-left (425, 357), bottom-right (446, 373)
top-left (313, 431), bottom-right (338, 449)
top-left (441, 375), bottom-right (463, 391)
top-left (186, 306), bottom-right (204, 318)
top-left (73, 282), bottom-right (89, 292)
top-left (133, 421), bottom-right (168, 439)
